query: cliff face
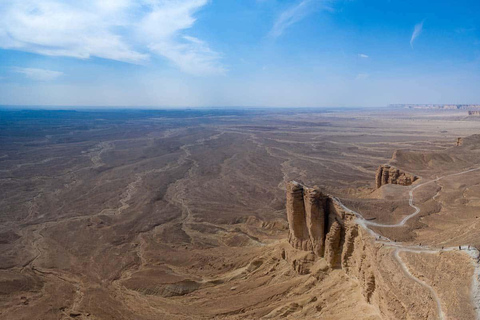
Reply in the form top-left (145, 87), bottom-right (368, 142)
top-left (285, 181), bottom-right (440, 319)
top-left (286, 181), bottom-right (346, 266)
top-left (375, 165), bottom-right (418, 189)
top-left (285, 181), bottom-right (379, 300)
top-left (468, 111), bottom-right (480, 116)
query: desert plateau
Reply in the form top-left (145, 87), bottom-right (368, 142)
top-left (2, 107), bottom-right (480, 319)
top-left (2, 0), bottom-right (480, 318)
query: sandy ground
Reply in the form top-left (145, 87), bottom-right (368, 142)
top-left (1, 108), bottom-right (480, 319)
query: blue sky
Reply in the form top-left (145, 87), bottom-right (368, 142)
top-left (0, 0), bottom-right (479, 108)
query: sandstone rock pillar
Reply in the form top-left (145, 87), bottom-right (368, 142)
top-left (381, 166), bottom-right (390, 185)
top-left (375, 166), bottom-right (383, 189)
top-left (303, 187), bottom-right (327, 256)
top-left (388, 167), bottom-right (399, 184)
top-left (286, 182), bottom-right (311, 251)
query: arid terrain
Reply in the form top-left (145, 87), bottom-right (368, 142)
top-left (2, 107), bottom-right (480, 319)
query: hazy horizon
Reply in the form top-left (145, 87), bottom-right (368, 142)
top-left (0, 104), bottom-right (383, 111)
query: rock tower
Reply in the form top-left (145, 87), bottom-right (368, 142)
top-left (286, 181), bottom-right (347, 267)
top-left (375, 165), bottom-right (418, 189)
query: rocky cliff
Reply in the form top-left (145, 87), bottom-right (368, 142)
top-left (286, 181), bottom-right (347, 267)
top-left (468, 111), bottom-right (480, 116)
top-left (285, 181), bottom-right (441, 319)
top-left (375, 165), bottom-right (418, 189)
top-left (285, 181), bottom-right (381, 305)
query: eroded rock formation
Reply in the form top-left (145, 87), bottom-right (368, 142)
top-left (375, 165), bottom-right (418, 189)
top-left (286, 181), bottom-right (347, 267)
top-left (456, 137), bottom-right (463, 146)
top-left (286, 181), bottom-right (312, 252)
top-left (284, 181), bottom-right (443, 319)
top-left (468, 111), bottom-right (480, 116)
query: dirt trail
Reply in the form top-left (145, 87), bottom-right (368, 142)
top-left (364, 167), bottom-right (480, 228)
top-left (335, 165), bottom-right (480, 320)
top-left (393, 249), bottom-right (445, 320)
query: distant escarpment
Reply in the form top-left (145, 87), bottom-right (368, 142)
top-left (391, 104), bottom-right (480, 110)
top-left (375, 165), bottom-right (418, 189)
top-left (468, 111), bottom-right (480, 116)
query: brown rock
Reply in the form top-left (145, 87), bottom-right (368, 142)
top-left (285, 181), bottom-right (353, 269)
top-left (381, 166), bottom-right (389, 185)
top-left (341, 223), bottom-right (358, 269)
top-left (303, 187), bottom-right (327, 256)
top-left (324, 221), bottom-right (342, 268)
top-left (286, 182), bottom-right (311, 252)
top-left (374, 165), bottom-right (418, 188)
top-left (375, 166), bottom-right (383, 189)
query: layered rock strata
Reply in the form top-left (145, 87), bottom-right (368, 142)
top-left (375, 165), bottom-right (418, 189)
top-left (286, 181), bottom-right (347, 267)
top-left (285, 180), bottom-right (445, 319)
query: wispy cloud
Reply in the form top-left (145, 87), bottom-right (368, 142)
top-left (13, 67), bottom-right (64, 81)
top-left (0, 0), bottom-right (224, 75)
top-left (269, 0), bottom-right (325, 38)
top-left (410, 20), bottom-right (424, 48)
top-left (150, 36), bottom-right (226, 76)
top-left (358, 53), bottom-right (369, 58)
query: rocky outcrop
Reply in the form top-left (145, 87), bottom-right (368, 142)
top-left (303, 187), bottom-right (327, 256)
top-left (286, 182), bottom-right (312, 252)
top-left (375, 165), bottom-right (418, 189)
top-left (285, 182), bottom-right (380, 299)
top-left (456, 137), bottom-right (463, 146)
top-left (341, 224), bottom-right (358, 269)
top-left (285, 181), bottom-right (443, 319)
top-left (324, 221), bottom-right (342, 268)
top-left (468, 111), bottom-right (480, 116)
top-left (286, 181), bottom-right (347, 264)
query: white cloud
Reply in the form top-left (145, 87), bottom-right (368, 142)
top-left (0, 0), bottom-right (224, 75)
top-left (269, 0), bottom-right (325, 38)
top-left (410, 20), bottom-right (424, 48)
top-left (13, 67), bottom-right (64, 81)
top-left (149, 36), bottom-right (225, 75)
top-left (358, 53), bottom-right (369, 58)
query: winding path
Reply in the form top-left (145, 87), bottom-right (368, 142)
top-left (334, 166), bottom-right (480, 320)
